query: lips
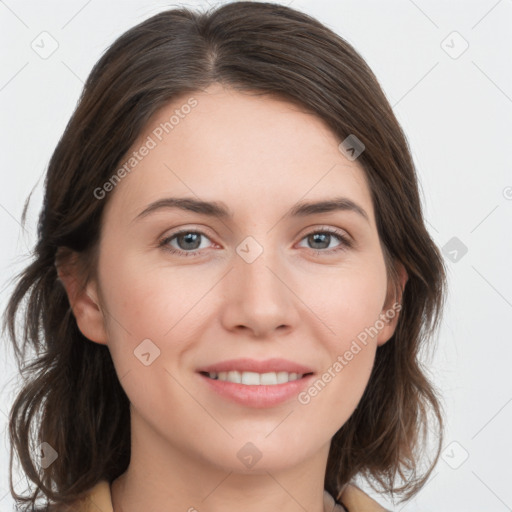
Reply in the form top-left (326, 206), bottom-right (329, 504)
top-left (198, 371), bottom-right (315, 408)
top-left (196, 358), bottom-right (316, 407)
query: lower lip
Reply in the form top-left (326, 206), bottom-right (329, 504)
top-left (198, 372), bottom-right (315, 408)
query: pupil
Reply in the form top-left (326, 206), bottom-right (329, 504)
top-left (310, 233), bottom-right (329, 249)
top-left (180, 233), bottom-right (201, 250)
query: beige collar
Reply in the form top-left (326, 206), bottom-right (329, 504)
top-left (67, 479), bottom-right (389, 512)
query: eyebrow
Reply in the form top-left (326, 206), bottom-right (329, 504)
top-left (133, 196), bottom-right (370, 223)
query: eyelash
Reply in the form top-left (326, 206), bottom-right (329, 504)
top-left (158, 227), bottom-right (353, 258)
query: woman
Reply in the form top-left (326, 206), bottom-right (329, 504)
top-left (4, 2), bottom-right (446, 511)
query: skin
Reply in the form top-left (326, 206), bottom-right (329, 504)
top-left (59, 83), bottom-right (407, 512)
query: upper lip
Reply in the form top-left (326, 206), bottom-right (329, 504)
top-left (197, 358), bottom-right (315, 375)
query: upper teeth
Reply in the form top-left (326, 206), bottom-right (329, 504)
top-left (207, 371), bottom-right (304, 385)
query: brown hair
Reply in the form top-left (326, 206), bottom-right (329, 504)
top-left (3, 2), bottom-right (446, 510)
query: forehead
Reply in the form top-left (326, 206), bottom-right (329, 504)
top-left (103, 84), bottom-right (375, 226)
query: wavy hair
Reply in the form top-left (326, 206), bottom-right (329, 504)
top-left (3, 2), bottom-right (446, 510)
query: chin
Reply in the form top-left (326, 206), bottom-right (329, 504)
top-left (199, 436), bottom-right (318, 474)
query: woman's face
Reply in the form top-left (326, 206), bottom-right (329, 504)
top-left (71, 83), bottom-right (404, 474)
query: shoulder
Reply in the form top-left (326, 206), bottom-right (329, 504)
top-left (28, 502), bottom-right (82, 512)
top-left (45, 501), bottom-right (87, 512)
top-left (44, 480), bottom-right (112, 512)
top-left (339, 483), bottom-right (391, 512)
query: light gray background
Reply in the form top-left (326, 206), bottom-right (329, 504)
top-left (1, 0), bottom-right (511, 510)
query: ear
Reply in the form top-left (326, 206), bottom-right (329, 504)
top-left (55, 249), bottom-right (108, 345)
top-left (376, 261), bottom-right (408, 347)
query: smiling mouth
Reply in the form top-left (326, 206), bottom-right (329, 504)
top-left (199, 370), bottom-right (314, 386)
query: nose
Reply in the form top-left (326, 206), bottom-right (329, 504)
top-left (219, 240), bottom-right (300, 339)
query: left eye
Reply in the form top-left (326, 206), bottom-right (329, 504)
top-left (159, 228), bottom-right (352, 257)
top-left (297, 229), bottom-right (351, 253)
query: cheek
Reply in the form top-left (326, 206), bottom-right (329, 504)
top-left (300, 304), bottom-right (380, 433)
top-left (306, 257), bottom-right (388, 346)
top-left (96, 259), bottom-right (197, 420)
top-left (300, 260), bottom-right (386, 415)
top-left (98, 244), bottom-right (200, 335)
top-left (97, 247), bottom-right (212, 384)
